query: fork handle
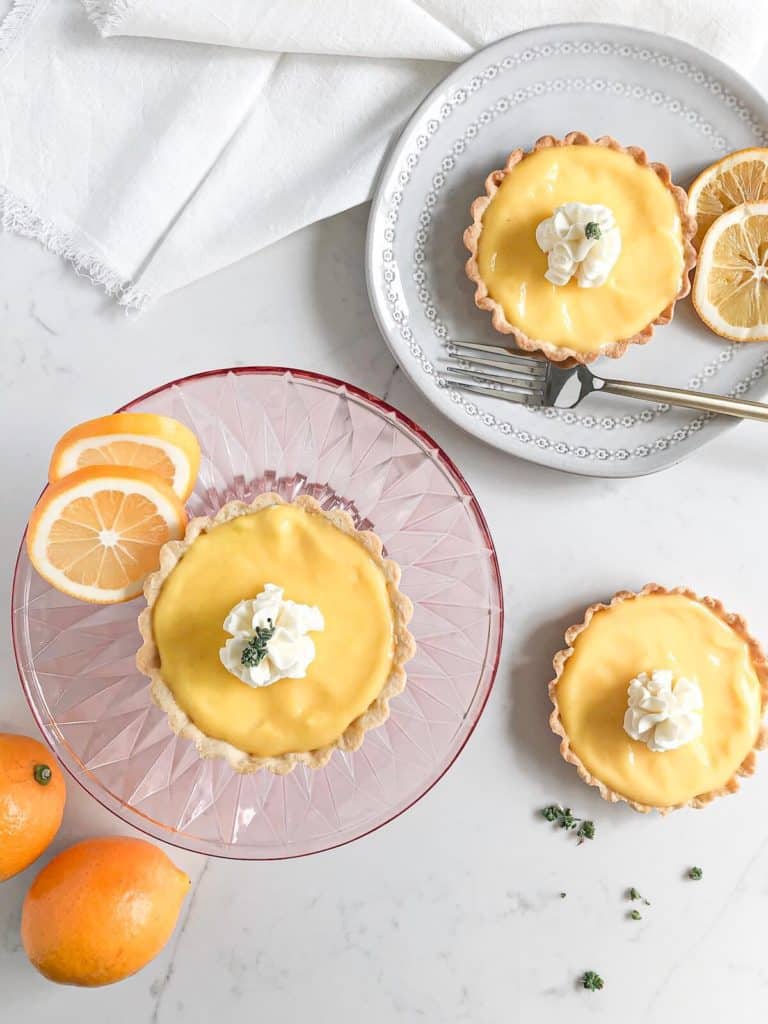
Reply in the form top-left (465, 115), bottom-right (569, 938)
top-left (601, 379), bottom-right (768, 422)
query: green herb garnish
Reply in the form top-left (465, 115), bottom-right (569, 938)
top-left (582, 971), bottom-right (604, 992)
top-left (241, 619), bottom-right (275, 668)
top-left (558, 809), bottom-right (578, 830)
top-left (628, 887), bottom-right (650, 905)
top-left (541, 805), bottom-right (595, 843)
top-left (688, 866), bottom-right (703, 881)
top-left (629, 909), bottom-right (642, 921)
top-left (576, 820), bottom-right (595, 843)
top-left (585, 221), bottom-right (602, 240)
top-left (33, 764), bottom-right (52, 786)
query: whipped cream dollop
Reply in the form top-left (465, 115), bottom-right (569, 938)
top-left (219, 584), bottom-right (324, 688)
top-left (536, 202), bottom-right (621, 288)
top-left (623, 670), bottom-right (703, 752)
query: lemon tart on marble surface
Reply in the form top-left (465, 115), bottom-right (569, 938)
top-left (137, 493), bottom-right (415, 774)
top-left (549, 584), bottom-right (768, 812)
top-left (464, 133), bottom-right (697, 364)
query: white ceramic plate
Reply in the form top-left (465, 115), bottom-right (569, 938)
top-left (366, 23), bottom-right (768, 477)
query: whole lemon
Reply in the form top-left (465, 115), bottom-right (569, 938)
top-left (21, 836), bottom-right (191, 986)
top-left (0, 733), bottom-right (66, 882)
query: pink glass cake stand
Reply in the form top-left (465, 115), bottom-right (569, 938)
top-left (12, 368), bottom-right (503, 859)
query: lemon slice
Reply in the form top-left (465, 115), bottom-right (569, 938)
top-left (49, 413), bottom-right (200, 501)
top-left (27, 466), bottom-right (187, 604)
top-left (692, 201), bottom-right (768, 342)
top-left (689, 148), bottom-right (768, 250)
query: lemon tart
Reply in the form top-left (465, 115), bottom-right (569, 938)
top-left (464, 133), bottom-right (697, 364)
top-left (549, 584), bottom-right (768, 812)
top-left (137, 493), bottom-right (415, 774)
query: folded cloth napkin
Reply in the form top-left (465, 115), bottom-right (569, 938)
top-left (0, 0), bottom-right (763, 310)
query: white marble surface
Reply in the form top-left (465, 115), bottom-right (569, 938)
top-left (4, 198), bottom-right (768, 1023)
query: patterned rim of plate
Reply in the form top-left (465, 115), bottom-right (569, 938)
top-left (366, 23), bottom-right (768, 476)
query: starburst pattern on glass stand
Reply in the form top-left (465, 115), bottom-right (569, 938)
top-left (13, 369), bottom-right (502, 858)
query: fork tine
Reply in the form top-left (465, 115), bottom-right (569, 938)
top-left (443, 366), bottom-right (544, 399)
top-left (448, 340), bottom-right (534, 355)
top-left (442, 338), bottom-right (550, 408)
top-left (441, 378), bottom-right (540, 406)
top-left (445, 351), bottom-right (547, 377)
top-left (444, 364), bottom-right (540, 393)
top-left (447, 340), bottom-right (547, 367)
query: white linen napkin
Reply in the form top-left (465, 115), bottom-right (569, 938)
top-left (84, 0), bottom-right (765, 67)
top-left (0, 0), bottom-right (763, 310)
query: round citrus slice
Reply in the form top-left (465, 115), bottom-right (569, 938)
top-left (692, 201), bottom-right (768, 342)
top-left (27, 467), bottom-right (187, 604)
top-left (49, 413), bottom-right (200, 501)
top-left (689, 148), bottom-right (768, 250)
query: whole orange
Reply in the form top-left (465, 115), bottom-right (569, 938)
top-left (0, 733), bottom-right (66, 882)
top-left (21, 836), bottom-right (191, 986)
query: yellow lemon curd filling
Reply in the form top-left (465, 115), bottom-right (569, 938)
top-left (152, 505), bottom-right (395, 757)
top-left (477, 146), bottom-right (685, 353)
top-left (556, 594), bottom-right (763, 807)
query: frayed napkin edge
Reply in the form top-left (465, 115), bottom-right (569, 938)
top-left (80, 0), bottom-right (142, 36)
top-left (0, 186), bottom-right (151, 313)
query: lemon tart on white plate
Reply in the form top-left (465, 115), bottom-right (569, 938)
top-left (464, 132), bottom-right (697, 364)
top-left (549, 584), bottom-right (768, 812)
top-left (137, 493), bottom-right (415, 774)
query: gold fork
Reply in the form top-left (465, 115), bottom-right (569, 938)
top-left (442, 342), bottom-right (768, 421)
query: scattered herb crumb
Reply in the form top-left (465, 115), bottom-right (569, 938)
top-left (627, 887), bottom-right (651, 905)
top-left (582, 971), bottom-right (604, 992)
top-left (585, 221), bottom-right (602, 241)
top-left (629, 909), bottom-right (642, 921)
top-left (576, 820), bottom-right (595, 843)
top-left (688, 866), bottom-right (703, 881)
top-left (560, 892), bottom-right (567, 899)
top-left (541, 805), bottom-right (596, 844)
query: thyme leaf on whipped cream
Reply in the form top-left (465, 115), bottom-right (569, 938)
top-left (629, 909), bottom-right (642, 921)
top-left (582, 971), bottom-right (604, 992)
top-left (584, 221), bottom-right (602, 240)
top-left (240, 619), bottom-right (275, 668)
top-left (541, 805), bottom-right (595, 843)
top-left (688, 866), bottom-right (703, 881)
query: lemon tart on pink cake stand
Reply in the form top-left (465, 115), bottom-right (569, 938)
top-left (138, 493), bottom-right (416, 775)
top-left (549, 584), bottom-right (768, 812)
top-left (464, 132), bottom-right (697, 364)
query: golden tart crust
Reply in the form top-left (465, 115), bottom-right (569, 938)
top-left (548, 584), bottom-right (768, 813)
top-left (137, 493), bottom-right (416, 775)
top-left (463, 132), bottom-right (697, 365)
